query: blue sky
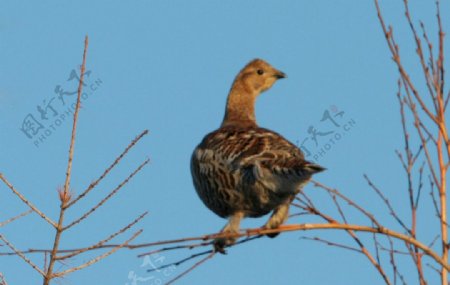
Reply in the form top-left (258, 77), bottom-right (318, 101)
top-left (0, 1), bottom-right (449, 284)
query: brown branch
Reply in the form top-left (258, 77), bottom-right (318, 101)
top-left (131, 223), bottom-right (448, 271)
top-left (312, 181), bottom-right (382, 228)
top-left (403, 0), bottom-right (437, 110)
top-left (141, 236), bottom-right (262, 259)
top-left (138, 241), bottom-right (213, 258)
top-left (65, 129), bottom-right (149, 209)
top-left (63, 158), bottom-right (149, 230)
top-left (388, 236), bottom-right (408, 285)
top-left (436, 0), bottom-right (444, 102)
top-left (429, 235), bottom-right (440, 249)
top-left (435, 3), bottom-right (448, 284)
top-left (445, 90), bottom-right (450, 111)
top-left (58, 211), bottom-right (147, 260)
top-left (164, 251), bottom-right (216, 285)
top-left (0, 273), bottom-right (7, 285)
top-left (373, 232), bottom-right (382, 267)
top-left (52, 230), bottom-right (142, 278)
top-left (412, 105), bottom-right (440, 188)
top-left (0, 174), bottom-right (57, 228)
top-left (396, 78), bottom-right (428, 284)
top-left (329, 193), bottom-right (348, 224)
top-left (415, 162), bottom-right (425, 208)
top-left (420, 21), bottom-right (436, 78)
top-left (374, 0), bottom-right (438, 124)
top-left (430, 176), bottom-right (441, 218)
top-left (300, 236), bottom-right (363, 254)
top-left (62, 36), bottom-right (87, 205)
top-left (0, 234), bottom-right (45, 276)
top-left (364, 175), bottom-right (411, 235)
top-left (0, 210), bottom-right (32, 227)
top-left (44, 35), bottom-right (89, 285)
top-left (3, 222), bottom-right (448, 271)
top-left (300, 192), bottom-right (392, 285)
top-left (147, 249), bottom-right (212, 273)
top-left (427, 262), bottom-right (442, 276)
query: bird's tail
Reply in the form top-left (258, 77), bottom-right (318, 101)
top-left (303, 162), bottom-right (326, 175)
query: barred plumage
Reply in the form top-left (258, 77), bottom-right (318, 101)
top-left (190, 59), bottom-right (325, 252)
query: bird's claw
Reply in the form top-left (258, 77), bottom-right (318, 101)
top-left (213, 237), bottom-right (235, 254)
top-left (261, 225), bottom-right (281, 238)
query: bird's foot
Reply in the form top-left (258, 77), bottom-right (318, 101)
top-left (261, 225), bottom-right (281, 238)
top-left (263, 201), bottom-right (291, 238)
top-left (213, 235), bottom-right (236, 254)
top-left (213, 212), bottom-right (243, 254)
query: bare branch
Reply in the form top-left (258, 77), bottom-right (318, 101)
top-left (63, 158), bottom-right (149, 230)
top-left (0, 210), bottom-right (32, 227)
top-left (312, 181), bottom-right (382, 228)
top-left (52, 230), bottom-right (142, 278)
top-left (0, 234), bottom-right (45, 276)
top-left (300, 236), bottom-right (362, 254)
top-left (164, 251), bottom-right (216, 285)
top-left (301, 192), bottom-right (392, 285)
top-left (403, 0), bottom-right (437, 108)
top-left (387, 236), bottom-right (408, 285)
top-left (364, 175), bottom-right (411, 235)
top-left (147, 250), bottom-right (212, 273)
top-left (374, 0), bottom-right (438, 123)
top-left (0, 273), bottom-right (8, 285)
top-left (0, 174), bottom-right (56, 228)
top-left (131, 224), bottom-right (449, 271)
top-left (44, 35), bottom-right (89, 285)
top-left (65, 129), bottom-right (149, 209)
top-left (58, 211), bottom-right (148, 260)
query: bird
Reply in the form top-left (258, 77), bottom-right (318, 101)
top-left (190, 59), bottom-right (325, 253)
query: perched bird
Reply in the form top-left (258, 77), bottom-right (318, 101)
top-left (191, 59), bottom-right (325, 252)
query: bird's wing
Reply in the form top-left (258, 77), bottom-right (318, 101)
top-left (233, 128), bottom-right (325, 180)
top-left (193, 127), bottom-right (324, 188)
top-left (191, 128), bottom-right (248, 217)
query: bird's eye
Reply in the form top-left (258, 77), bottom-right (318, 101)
top-left (257, 69), bottom-right (264, 75)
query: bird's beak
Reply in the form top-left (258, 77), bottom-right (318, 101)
top-left (274, 71), bottom-right (286, 79)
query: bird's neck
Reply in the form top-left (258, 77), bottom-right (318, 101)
top-left (221, 80), bottom-right (258, 128)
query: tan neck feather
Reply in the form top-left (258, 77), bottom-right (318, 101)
top-left (221, 78), bottom-right (258, 128)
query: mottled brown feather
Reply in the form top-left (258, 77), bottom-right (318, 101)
top-left (191, 126), bottom-right (324, 218)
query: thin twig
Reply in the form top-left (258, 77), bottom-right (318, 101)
top-left (302, 192), bottom-right (392, 285)
top-left (364, 175), bottom-right (411, 235)
top-left (63, 158), bottom-right (149, 230)
top-left (0, 210), bottom-right (32, 227)
top-left (0, 174), bottom-right (56, 228)
top-left (52, 230), bottom-right (142, 278)
top-left (58, 211), bottom-right (148, 260)
top-left (164, 251), bottom-right (216, 285)
top-left (138, 241), bottom-right (213, 258)
top-left (374, 0), bottom-right (438, 124)
top-left (0, 234), bottom-right (45, 276)
top-left (65, 130), bottom-right (149, 209)
top-left (0, 273), bottom-right (8, 285)
top-left (300, 236), bottom-right (362, 253)
top-left (147, 250), bottom-right (212, 273)
top-left (312, 181), bottom-right (382, 228)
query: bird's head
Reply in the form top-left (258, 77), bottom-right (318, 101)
top-left (222, 59), bottom-right (286, 127)
top-left (234, 59), bottom-right (286, 96)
